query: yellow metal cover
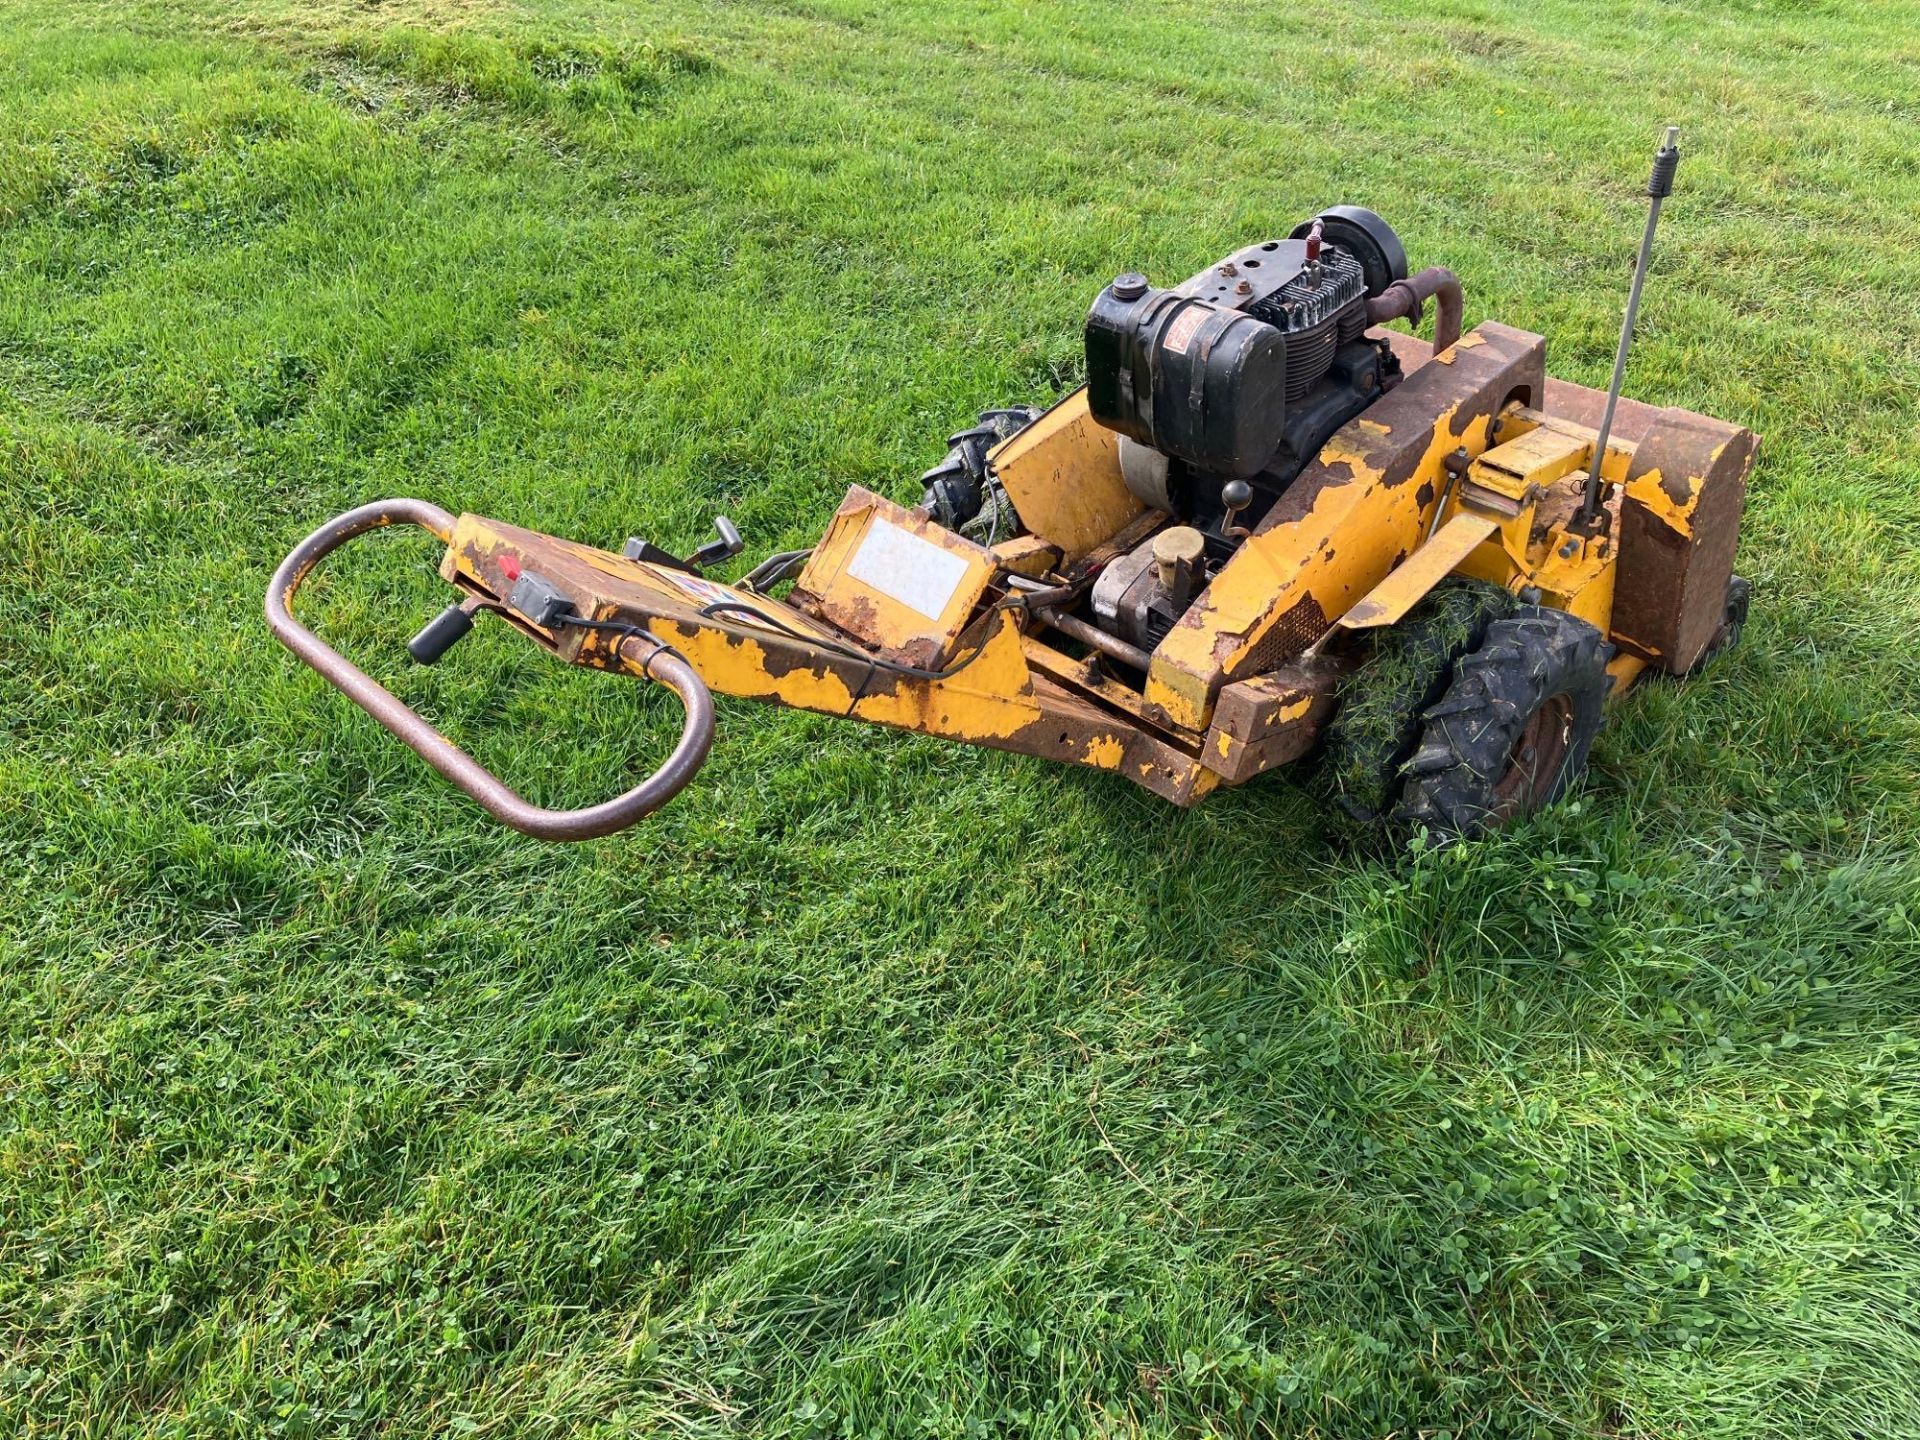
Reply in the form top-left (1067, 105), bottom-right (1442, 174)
top-left (1337, 512), bottom-right (1501, 631)
top-left (988, 388), bottom-right (1144, 563)
top-left (794, 486), bottom-right (997, 666)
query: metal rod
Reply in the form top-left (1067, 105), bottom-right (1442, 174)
top-left (1580, 125), bottom-right (1681, 523)
top-left (1033, 607), bottom-right (1153, 672)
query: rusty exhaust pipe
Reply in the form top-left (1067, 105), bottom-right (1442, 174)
top-left (1367, 265), bottom-right (1464, 354)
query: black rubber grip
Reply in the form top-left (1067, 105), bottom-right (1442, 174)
top-left (1648, 145), bottom-right (1680, 198)
top-left (407, 602), bottom-right (474, 664)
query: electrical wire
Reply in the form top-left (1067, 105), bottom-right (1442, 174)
top-left (552, 614), bottom-right (690, 679)
top-left (695, 597), bottom-right (1027, 681)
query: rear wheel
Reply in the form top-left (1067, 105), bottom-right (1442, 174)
top-left (1394, 608), bottom-right (1611, 841)
top-left (1684, 573), bottom-right (1751, 676)
top-left (920, 406), bottom-right (1040, 540)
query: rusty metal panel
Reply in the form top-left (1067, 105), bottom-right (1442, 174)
top-left (989, 387), bottom-right (1145, 563)
top-left (1337, 512), bottom-right (1499, 631)
top-left (1382, 327), bottom-right (1667, 447)
top-left (791, 487), bottom-right (997, 667)
top-left (1202, 662), bottom-right (1338, 783)
top-left (1613, 410), bottom-right (1758, 672)
top-left (990, 534), bottom-right (1059, 577)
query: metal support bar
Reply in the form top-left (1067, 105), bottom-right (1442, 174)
top-left (1032, 607), bottom-right (1153, 672)
top-left (1579, 125), bottom-right (1681, 526)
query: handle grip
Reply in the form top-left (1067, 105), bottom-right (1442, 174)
top-left (265, 498), bottom-right (714, 841)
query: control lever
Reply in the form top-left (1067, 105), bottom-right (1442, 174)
top-left (685, 516), bottom-right (743, 572)
top-left (408, 596), bottom-right (482, 665)
top-left (1220, 479), bottom-right (1253, 539)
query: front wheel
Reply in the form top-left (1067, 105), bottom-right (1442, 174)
top-left (1684, 574), bottom-right (1751, 676)
top-left (1394, 608), bottom-right (1612, 841)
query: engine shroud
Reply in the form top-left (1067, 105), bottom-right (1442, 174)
top-left (1085, 233), bottom-right (1401, 540)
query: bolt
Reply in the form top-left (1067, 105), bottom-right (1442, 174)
top-left (1235, 279), bottom-right (1252, 295)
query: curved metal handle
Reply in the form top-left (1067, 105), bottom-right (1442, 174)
top-left (265, 498), bottom-right (714, 841)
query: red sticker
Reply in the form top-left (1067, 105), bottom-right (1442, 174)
top-left (1162, 305), bottom-right (1208, 356)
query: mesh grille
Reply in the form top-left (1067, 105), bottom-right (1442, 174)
top-left (1239, 597), bottom-right (1329, 675)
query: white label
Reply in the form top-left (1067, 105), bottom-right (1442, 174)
top-left (846, 518), bottom-right (970, 620)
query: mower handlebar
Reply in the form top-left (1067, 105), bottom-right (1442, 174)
top-left (265, 498), bottom-right (714, 841)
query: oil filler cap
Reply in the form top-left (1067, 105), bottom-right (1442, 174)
top-left (1110, 272), bottom-right (1149, 301)
top-left (1152, 525), bottom-right (1206, 572)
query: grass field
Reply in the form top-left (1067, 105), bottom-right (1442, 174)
top-left (4, 0), bottom-right (1919, 1434)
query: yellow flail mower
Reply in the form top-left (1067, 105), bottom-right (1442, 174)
top-left (270, 131), bottom-right (1755, 844)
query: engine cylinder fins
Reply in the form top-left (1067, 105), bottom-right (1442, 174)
top-left (1288, 206), bottom-right (1409, 299)
top-left (1281, 322), bottom-right (1338, 401)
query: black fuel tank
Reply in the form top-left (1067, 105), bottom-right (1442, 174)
top-left (1084, 274), bottom-right (1287, 479)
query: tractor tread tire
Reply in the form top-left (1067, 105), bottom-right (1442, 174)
top-left (1317, 577), bottom-right (1520, 831)
top-left (921, 406), bottom-right (1040, 534)
top-left (1393, 607), bottom-right (1611, 841)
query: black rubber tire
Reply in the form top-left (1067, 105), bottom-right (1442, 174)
top-left (1683, 574), bottom-right (1751, 677)
top-left (1394, 607), bottom-right (1612, 841)
top-left (1318, 578), bottom-right (1519, 828)
top-left (920, 406), bottom-right (1039, 533)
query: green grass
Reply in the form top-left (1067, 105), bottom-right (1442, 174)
top-left (3, 0), bottom-right (1919, 1434)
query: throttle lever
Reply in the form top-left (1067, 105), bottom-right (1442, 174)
top-left (685, 516), bottom-right (743, 572)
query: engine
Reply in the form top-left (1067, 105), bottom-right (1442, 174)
top-left (922, 207), bottom-right (1419, 653)
top-left (1082, 208), bottom-right (1411, 648)
top-left (1086, 208), bottom-right (1407, 535)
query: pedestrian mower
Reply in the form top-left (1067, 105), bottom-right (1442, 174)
top-left (268, 131), bottom-right (1755, 843)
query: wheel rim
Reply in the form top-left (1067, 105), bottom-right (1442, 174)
top-left (1491, 693), bottom-right (1574, 820)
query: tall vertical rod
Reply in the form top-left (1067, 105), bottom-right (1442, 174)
top-left (1581, 125), bottom-right (1682, 524)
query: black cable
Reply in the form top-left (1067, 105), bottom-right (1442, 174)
top-left (552, 614), bottom-right (689, 680)
top-left (696, 597), bottom-right (1025, 682)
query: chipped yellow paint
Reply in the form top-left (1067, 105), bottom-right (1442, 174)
top-left (1215, 730), bottom-right (1232, 757)
top-left (1146, 395), bottom-right (1489, 731)
top-left (1084, 734), bottom-right (1127, 768)
top-left (1433, 331), bottom-right (1486, 366)
top-left (642, 608), bottom-right (1040, 744)
top-left (1620, 435), bottom-right (1732, 542)
top-left (1279, 696), bottom-right (1314, 723)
